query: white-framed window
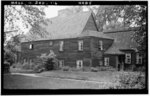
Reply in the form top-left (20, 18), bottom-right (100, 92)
top-left (76, 60), bottom-right (83, 69)
top-left (29, 44), bottom-right (33, 49)
top-left (59, 41), bottom-right (64, 51)
top-left (59, 60), bottom-right (64, 68)
top-left (136, 53), bottom-right (143, 64)
top-left (49, 41), bottom-right (53, 46)
top-left (104, 57), bottom-right (109, 66)
top-left (125, 53), bottom-right (131, 64)
top-left (99, 40), bottom-right (103, 50)
top-left (78, 40), bottom-right (83, 51)
top-left (99, 61), bottom-right (103, 66)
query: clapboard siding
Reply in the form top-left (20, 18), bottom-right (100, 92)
top-left (21, 37), bottom-right (92, 67)
top-left (90, 37), bottom-right (114, 66)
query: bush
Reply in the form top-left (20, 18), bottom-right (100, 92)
top-left (91, 67), bottom-right (98, 72)
top-left (35, 50), bottom-right (58, 71)
top-left (62, 66), bottom-right (70, 71)
top-left (112, 72), bottom-right (145, 89)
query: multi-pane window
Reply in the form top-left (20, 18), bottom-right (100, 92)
top-left (59, 60), bottom-right (64, 68)
top-left (99, 61), bottom-right (103, 66)
top-left (59, 41), bottom-right (64, 51)
top-left (104, 57), bottom-right (109, 66)
top-left (78, 40), bottom-right (83, 51)
top-left (49, 41), bottom-right (53, 46)
top-left (76, 60), bottom-right (83, 69)
top-left (29, 44), bottom-right (33, 49)
top-left (125, 53), bottom-right (131, 64)
top-left (99, 40), bottom-right (103, 50)
top-left (136, 53), bottom-right (143, 64)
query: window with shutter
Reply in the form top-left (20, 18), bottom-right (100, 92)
top-left (125, 53), bottom-right (131, 64)
top-left (78, 40), bottom-right (83, 51)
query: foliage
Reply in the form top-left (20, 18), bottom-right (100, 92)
top-left (4, 49), bottom-right (15, 66)
top-left (36, 50), bottom-right (58, 71)
top-left (91, 67), bottom-right (98, 72)
top-left (62, 66), bottom-right (70, 71)
top-left (4, 5), bottom-right (46, 34)
top-left (111, 72), bottom-right (145, 89)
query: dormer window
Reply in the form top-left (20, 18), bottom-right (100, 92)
top-left (99, 40), bottom-right (103, 50)
top-left (78, 40), bottom-right (83, 51)
top-left (29, 44), bottom-right (33, 50)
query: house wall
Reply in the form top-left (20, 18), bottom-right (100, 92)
top-left (104, 55), bottom-right (118, 68)
top-left (21, 37), bottom-right (92, 68)
top-left (90, 37), bottom-right (114, 67)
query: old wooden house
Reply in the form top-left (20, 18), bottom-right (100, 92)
top-left (20, 10), bottom-right (144, 71)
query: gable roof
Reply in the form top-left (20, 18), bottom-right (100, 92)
top-left (23, 11), bottom-right (94, 42)
top-left (104, 31), bottom-right (138, 54)
top-left (79, 30), bottom-right (113, 39)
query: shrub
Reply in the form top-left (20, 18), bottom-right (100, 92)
top-left (112, 72), bottom-right (145, 89)
top-left (62, 66), bottom-right (70, 71)
top-left (35, 50), bottom-right (58, 71)
top-left (91, 67), bottom-right (98, 72)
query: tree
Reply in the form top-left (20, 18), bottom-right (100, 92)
top-left (4, 5), bottom-right (47, 64)
top-left (95, 5), bottom-right (147, 51)
top-left (4, 5), bottom-right (47, 42)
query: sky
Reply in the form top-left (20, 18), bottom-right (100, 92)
top-left (44, 6), bottom-right (70, 18)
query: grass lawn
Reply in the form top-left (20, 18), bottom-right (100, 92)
top-left (4, 74), bottom-right (107, 89)
top-left (4, 69), bottom-right (143, 89)
top-left (38, 70), bottom-right (120, 82)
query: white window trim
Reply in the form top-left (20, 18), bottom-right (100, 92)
top-left (125, 53), bottom-right (131, 64)
top-left (104, 57), bottom-right (109, 66)
top-left (59, 41), bottom-right (64, 51)
top-left (136, 53), bottom-right (142, 64)
top-left (29, 44), bottom-right (33, 49)
top-left (49, 41), bottom-right (53, 46)
top-left (76, 60), bottom-right (83, 69)
top-left (59, 60), bottom-right (64, 68)
top-left (99, 40), bottom-right (103, 50)
top-left (78, 40), bottom-right (83, 51)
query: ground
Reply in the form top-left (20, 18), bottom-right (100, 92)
top-left (4, 71), bottom-right (121, 89)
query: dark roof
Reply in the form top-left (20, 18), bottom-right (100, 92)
top-left (79, 30), bottom-right (113, 39)
top-left (105, 31), bottom-right (138, 54)
top-left (23, 11), bottom-right (92, 42)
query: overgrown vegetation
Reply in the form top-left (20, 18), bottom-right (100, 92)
top-left (111, 72), bottom-right (145, 89)
top-left (11, 50), bottom-right (58, 73)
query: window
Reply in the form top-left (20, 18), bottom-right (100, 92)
top-left (59, 60), bottom-right (64, 68)
top-left (99, 40), bottom-right (103, 50)
top-left (49, 41), bottom-right (53, 46)
top-left (104, 57), bottom-right (109, 66)
top-left (136, 53), bottom-right (142, 64)
top-left (76, 60), bottom-right (83, 69)
top-left (78, 40), bottom-right (83, 51)
top-left (99, 61), bottom-right (103, 66)
top-left (125, 53), bottom-right (131, 64)
top-left (59, 41), bottom-right (64, 51)
top-left (29, 44), bottom-right (33, 49)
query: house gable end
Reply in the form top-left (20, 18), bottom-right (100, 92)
top-left (83, 13), bottom-right (98, 32)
